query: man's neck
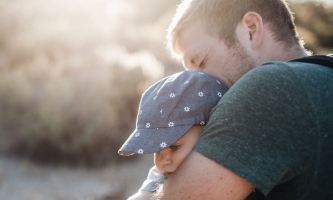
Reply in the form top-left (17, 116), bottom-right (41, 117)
top-left (259, 43), bottom-right (309, 66)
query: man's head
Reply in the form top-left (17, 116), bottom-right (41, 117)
top-left (118, 70), bottom-right (228, 156)
top-left (168, 0), bottom-right (302, 55)
top-left (167, 0), bottom-right (307, 87)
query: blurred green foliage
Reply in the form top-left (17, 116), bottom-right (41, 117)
top-left (0, 0), bottom-right (332, 167)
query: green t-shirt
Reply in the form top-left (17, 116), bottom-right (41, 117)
top-left (194, 61), bottom-right (333, 200)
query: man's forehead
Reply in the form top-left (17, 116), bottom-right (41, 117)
top-left (176, 24), bottom-right (219, 52)
top-left (175, 25), bottom-right (206, 51)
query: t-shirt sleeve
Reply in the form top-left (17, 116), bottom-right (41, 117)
top-left (194, 63), bottom-right (316, 195)
top-left (139, 165), bottom-right (167, 192)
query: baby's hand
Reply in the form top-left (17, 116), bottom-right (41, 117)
top-left (127, 190), bottom-right (152, 200)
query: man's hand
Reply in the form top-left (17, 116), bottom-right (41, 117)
top-left (151, 151), bottom-right (254, 200)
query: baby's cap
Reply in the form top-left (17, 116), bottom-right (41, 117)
top-left (118, 70), bottom-right (228, 156)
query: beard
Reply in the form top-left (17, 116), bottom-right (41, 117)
top-left (227, 40), bottom-right (257, 85)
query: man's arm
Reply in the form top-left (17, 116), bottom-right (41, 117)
top-left (152, 151), bottom-right (254, 200)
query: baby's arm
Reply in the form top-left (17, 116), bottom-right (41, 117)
top-left (127, 166), bottom-right (167, 200)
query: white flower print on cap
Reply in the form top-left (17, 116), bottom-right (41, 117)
top-left (118, 70), bottom-right (228, 156)
top-left (160, 142), bottom-right (167, 148)
top-left (168, 122), bottom-right (174, 127)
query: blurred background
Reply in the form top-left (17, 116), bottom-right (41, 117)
top-left (0, 0), bottom-right (332, 199)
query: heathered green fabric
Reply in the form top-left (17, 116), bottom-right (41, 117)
top-left (194, 61), bottom-right (333, 200)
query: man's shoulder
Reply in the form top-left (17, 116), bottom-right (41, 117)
top-left (239, 60), bottom-right (333, 86)
top-left (254, 59), bottom-right (333, 74)
top-left (225, 60), bottom-right (333, 109)
top-left (250, 60), bottom-right (319, 75)
top-left (232, 61), bottom-right (297, 90)
top-left (243, 61), bottom-right (295, 80)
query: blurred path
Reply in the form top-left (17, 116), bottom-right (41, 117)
top-left (0, 155), bottom-right (153, 200)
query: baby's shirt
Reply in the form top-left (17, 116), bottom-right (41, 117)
top-left (140, 166), bottom-right (167, 192)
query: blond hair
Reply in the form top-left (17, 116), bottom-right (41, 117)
top-left (167, 0), bottom-right (302, 57)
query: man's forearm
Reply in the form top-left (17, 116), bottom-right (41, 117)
top-left (151, 151), bottom-right (254, 200)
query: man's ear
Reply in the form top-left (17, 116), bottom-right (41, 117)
top-left (241, 12), bottom-right (264, 50)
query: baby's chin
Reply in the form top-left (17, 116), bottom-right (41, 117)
top-left (163, 171), bottom-right (174, 177)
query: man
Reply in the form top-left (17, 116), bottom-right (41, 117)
top-left (153, 0), bottom-right (333, 199)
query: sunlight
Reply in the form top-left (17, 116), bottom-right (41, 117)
top-left (0, 0), bottom-right (163, 73)
top-left (104, 0), bottom-right (136, 18)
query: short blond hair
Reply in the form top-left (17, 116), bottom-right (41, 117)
top-left (167, 0), bottom-right (302, 57)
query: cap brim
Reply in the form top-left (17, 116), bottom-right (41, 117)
top-left (118, 125), bottom-right (192, 156)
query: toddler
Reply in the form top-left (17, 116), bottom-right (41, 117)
top-left (118, 70), bottom-right (228, 199)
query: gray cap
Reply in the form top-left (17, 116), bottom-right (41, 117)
top-left (118, 70), bottom-right (228, 156)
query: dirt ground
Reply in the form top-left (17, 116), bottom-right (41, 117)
top-left (0, 154), bottom-right (154, 200)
